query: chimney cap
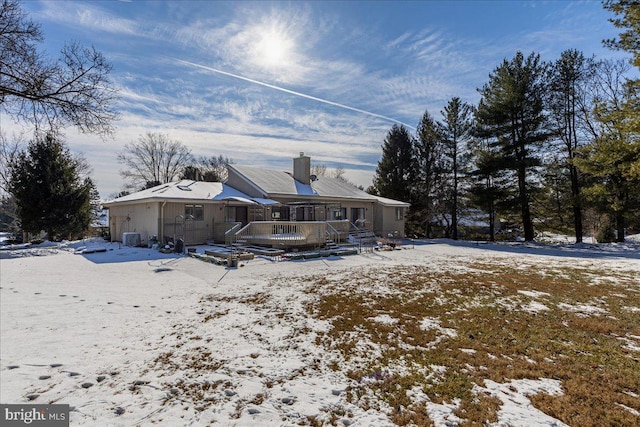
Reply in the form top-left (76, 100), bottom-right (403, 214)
top-left (299, 152), bottom-right (304, 157)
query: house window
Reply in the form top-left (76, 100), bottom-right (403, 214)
top-left (395, 207), bottom-right (404, 221)
top-left (271, 206), bottom-right (289, 220)
top-left (185, 204), bottom-right (204, 221)
top-left (330, 208), bottom-right (347, 220)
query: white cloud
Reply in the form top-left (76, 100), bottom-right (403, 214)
top-left (37, 2), bottom-right (140, 36)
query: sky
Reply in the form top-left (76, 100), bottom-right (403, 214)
top-left (3, 0), bottom-right (633, 198)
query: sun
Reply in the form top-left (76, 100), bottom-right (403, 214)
top-left (261, 32), bottom-right (287, 64)
top-left (254, 27), bottom-right (293, 69)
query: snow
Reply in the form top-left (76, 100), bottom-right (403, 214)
top-left (477, 379), bottom-right (569, 427)
top-left (1, 236), bottom-right (639, 426)
top-left (518, 290), bottom-right (551, 298)
top-left (370, 314), bottom-right (398, 325)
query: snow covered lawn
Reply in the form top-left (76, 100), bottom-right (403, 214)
top-left (1, 238), bottom-right (639, 426)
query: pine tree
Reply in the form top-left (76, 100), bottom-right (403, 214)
top-left (574, 99), bottom-right (640, 242)
top-left (476, 51), bottom-right (551, 241)
top-left (439, 97), bottom-right (474, 240)
top-left (538, 155), bottom-right (573, 233)
top-left (372, 124), bottom-right (415, 204)
top-left (412, 111), bottom-right (445, 237)
top-left (602, 0), bottom-right (640, 177)
top-left (603, 0), bottom-right (640, 70)
top-left (467, 140), bottom-right (511, 241)
top-left (8, 134), bottom-right (94, 241)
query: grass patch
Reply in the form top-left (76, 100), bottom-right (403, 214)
top-left (307, 263), bottom-right (640, 426)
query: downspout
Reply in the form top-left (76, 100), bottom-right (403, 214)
top-left (160, 201), bottom-right (167, 243)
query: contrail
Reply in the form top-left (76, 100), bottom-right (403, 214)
top-left (175, 58), bottom-right (416, 130)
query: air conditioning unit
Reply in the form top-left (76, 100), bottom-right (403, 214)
top-left (122, 232), bottom-right (141, 247)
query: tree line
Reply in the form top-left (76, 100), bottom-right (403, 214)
top-left (370, 1), bottom-right (639, 243)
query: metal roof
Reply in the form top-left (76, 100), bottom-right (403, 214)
top-left (229, 165), bottom-right (409, 206)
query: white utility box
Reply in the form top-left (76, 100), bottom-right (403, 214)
top-left (122, 232), bottom-right (141, 247)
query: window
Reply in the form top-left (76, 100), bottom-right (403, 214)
top-left (271, 206), bottom-right (289, 220)
top-left (185, 204), bottom-right (204, 221)
top-left (395, 207), bottom-right (404, 221)
top-left (330, 207), bottom-right (346, 220)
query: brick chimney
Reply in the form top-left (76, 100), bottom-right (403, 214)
top-left (293, 152), bottom-right (311, 184)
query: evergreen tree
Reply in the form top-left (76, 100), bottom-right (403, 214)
top-left (538, 155), bottom-right (573, 233)
top-left (602, 0), bottom-right (640, 177)
top-left (476, 51), bottom-right (551, 241)
top-left (573, 56), bottom-right (639, 242)
top-left (439, 97), bottom-right (474, 240)
top-left (467, 139), bottom-right (511, 241)
top-left (574, 95), bottom-right (640, 242)
top-left (8, 134), bottom-right (95, 241)
top-left (372, 124), bottom-right (415, 204)
top-left (603, 0), bottom-right (640, 70)
top-left (412, 111), bottom-right (444, 237)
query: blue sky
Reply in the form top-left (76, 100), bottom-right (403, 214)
top-left (7, 0), bottom-right (632, 198)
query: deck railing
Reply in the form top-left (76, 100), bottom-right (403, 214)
top-left (326, 220), bottom-right (350, 243)
top-left (234, 221), bottom-right (327, 247)
top-left (224, 222), bottom-right (242, 245)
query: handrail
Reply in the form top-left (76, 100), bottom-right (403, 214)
top-left (233, 221), bottom-right (328, 246)
top-left (224, 222), bottom-right (243, 245)
top-left (325, 221), bottom-right (341, 243)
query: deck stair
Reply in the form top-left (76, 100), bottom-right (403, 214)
top-left (324, 237), bottom-right (340, 250)
top-left (349, 229), bottom-right (377, 245)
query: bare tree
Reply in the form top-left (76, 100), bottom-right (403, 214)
top-left (0, 131), bottom-right (23, 194)
top-left (311, 164), bottom-right (327, 178)
top-left (333, 165), bottom-right (346, 181)
top-left (0, 0), bottom-right (118, 136)
top-left (181, 155), bottom-right (232, 182)
top-left (312, 163), bottom-right (352, 183)
top-left (0, 131), bottom-right (22, 232)
top-left (199, 155), bottom-right (231, 182)
top-left (117, 133), bottom-right (192, 190)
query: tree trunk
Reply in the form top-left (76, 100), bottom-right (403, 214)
top-left (573, 204), bottom-right (583, 243)
top-left (615, 211), bottom-right (625, 242)
top-left (569, 165), bottom-right (583, 243)
top-left (489, 203), bottom-right (495, 242)
top-left (452, 154), bottom-right (458, 240)
top-left (517, 164), bottom-right (535, 241)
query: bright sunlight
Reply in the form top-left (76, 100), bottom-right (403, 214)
top-left (254, 27), bottom-right (293, 69)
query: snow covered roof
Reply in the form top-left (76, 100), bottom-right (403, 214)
top-left (373, 195), bottom-right (411, 207)
top-left (103, 180), bottom-right (276, 206)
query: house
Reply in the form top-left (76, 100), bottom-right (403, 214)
top-left (103, 153), bottom-right (409, 248)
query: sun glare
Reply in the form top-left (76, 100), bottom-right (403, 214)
top-left (262, 33), bottom-right (285, 62)
top-left (254, 28), bottom-right (292, 68)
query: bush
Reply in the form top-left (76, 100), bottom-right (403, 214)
top-left (596, 215), bottom-right (615, 243)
